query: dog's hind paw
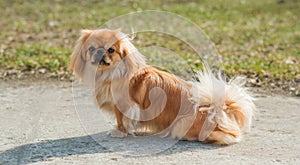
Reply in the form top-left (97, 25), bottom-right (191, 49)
top-left (109, 129), bottom-right (128, 138)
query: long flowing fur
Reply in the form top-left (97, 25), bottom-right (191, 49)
top-left (189, 68), bottom-right (256, 144)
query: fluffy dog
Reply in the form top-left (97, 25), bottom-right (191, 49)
top-left (70, 29), bottom-right (255, 145)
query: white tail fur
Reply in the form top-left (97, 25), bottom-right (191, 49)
top-left (189, 68), bottom-right (256, 144)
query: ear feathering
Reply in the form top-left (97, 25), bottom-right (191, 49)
top-left (69, 30), bottom-right (93, 79)
top-left (115, 31), bottom-right (147, 74)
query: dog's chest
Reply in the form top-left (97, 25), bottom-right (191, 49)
top-left (95, 83), bottom-right (113, 107)
top-left (95, 80), bottom-right (132, 112)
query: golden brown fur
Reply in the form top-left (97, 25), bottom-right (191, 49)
top-left (70, 29), bottom-right (255, 144)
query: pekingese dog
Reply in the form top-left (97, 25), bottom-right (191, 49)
top-left (70, 29), bottom-right (255, 145)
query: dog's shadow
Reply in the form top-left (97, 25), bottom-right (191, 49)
top-left (0, 132), bottom-right (222, 164)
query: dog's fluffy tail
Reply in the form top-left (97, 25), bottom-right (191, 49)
top-left (189, 68), bottom-right (256, 144)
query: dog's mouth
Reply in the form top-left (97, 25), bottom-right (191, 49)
top-left (92, 58), bottom-right (110, 66)
top-left (99, 59), bottom-right (110, 66)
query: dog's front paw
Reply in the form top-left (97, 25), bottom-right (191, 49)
top-left (109, 129), bottom-right (128, 138)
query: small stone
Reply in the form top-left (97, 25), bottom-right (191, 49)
top-left (249, 79), bottom-right (256, 84)
top-left (48, 21), bottom-right (60, 27)
top-left (194, 59), bottom-right (201, 64)
top-left (39, 68), bottom-right (46, 74)
top-left (6, 70), bottom-right (17, 75)
top-left (270, 83), bottom-right (276, 87)
top-left (285, 57), bottom-right (294, 64)
top-left (8, 36), bottom-right (14, 42)
top-left (111, 158), bottom-right (118, 161)
top-left (295, 90), bottom-right (300, 97)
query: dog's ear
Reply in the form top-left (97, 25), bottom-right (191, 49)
top-left (115, 39), bottom-right (129, 59)
top-left (113, 28), bottom-right (129, 58)
top-left (69, 30), bottom-right (93, 79)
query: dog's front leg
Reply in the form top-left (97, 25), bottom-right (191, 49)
top-left (110, 106), bottom-right (128, 138)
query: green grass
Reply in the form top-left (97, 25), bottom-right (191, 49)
top-left (0, 0), bottom-right (299, 90)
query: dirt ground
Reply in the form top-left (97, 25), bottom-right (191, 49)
top-left (0, 80), bottom-right (299, 164)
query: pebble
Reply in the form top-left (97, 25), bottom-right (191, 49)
top-left (39, 68), bottom-right (47, 74)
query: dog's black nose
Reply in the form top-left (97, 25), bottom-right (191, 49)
top-left (97, 49), bottom-right (105, 55)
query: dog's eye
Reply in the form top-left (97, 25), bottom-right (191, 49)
top-left (88, 46), bottom-right (95, 52)
top-left (107, 48), bottom-right (115, 53)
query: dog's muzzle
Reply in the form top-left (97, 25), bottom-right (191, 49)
top-left (91, 48), bottom-right (108, 65)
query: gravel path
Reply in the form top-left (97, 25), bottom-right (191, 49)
top-left (0, 81), bottom-right (299, 164)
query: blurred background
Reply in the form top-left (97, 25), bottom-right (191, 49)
top-left (0, 0), bottom-right (299, 95)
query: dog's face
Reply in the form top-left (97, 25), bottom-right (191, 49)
top-left (70, 29), bottom-right (128, 79)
